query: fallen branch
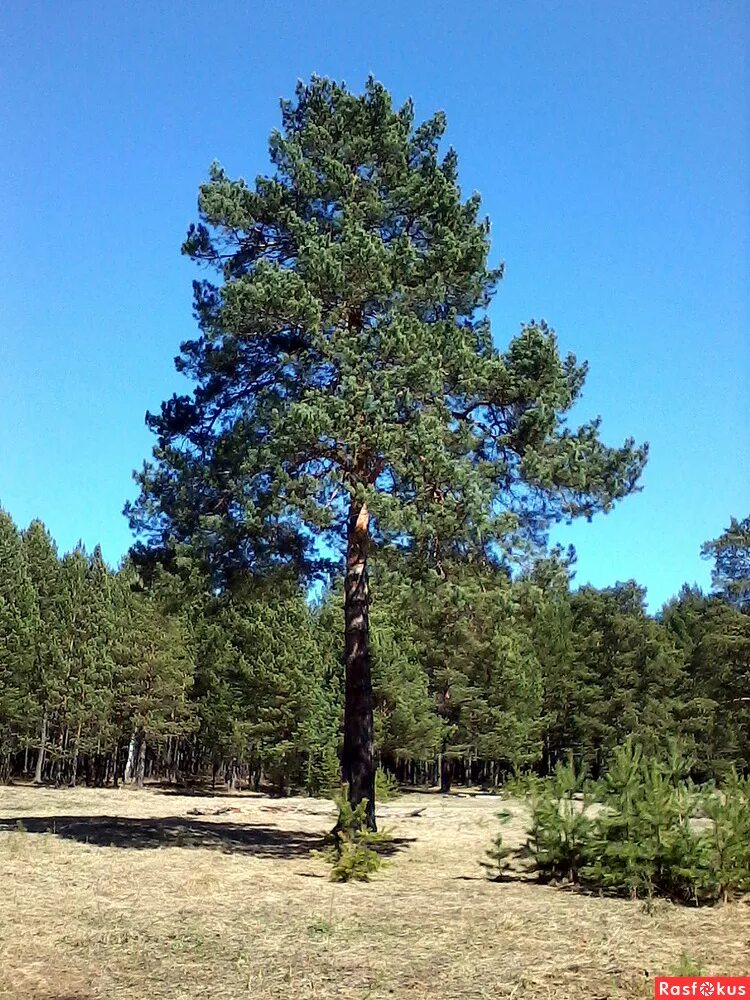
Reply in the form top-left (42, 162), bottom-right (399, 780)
top-left (186, 806), bottom-right (241, 817)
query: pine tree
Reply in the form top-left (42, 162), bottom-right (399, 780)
top-left (190, 581), bottom-right (340, 793)
top-left (524, 757), bottom-right (593, 884)
top-left (533, 579), bottom-right (602, 773)
top-left (21, 520), bottom-right (64, 782)
top-left (226, 590), bottom-right (335, 792)
top-left (412, 569), bottom-right (545, 786)
top-left (0, 510), bottom-right (40, 774)
top-left (696, 608), bottom-right (750, 773)
top-left (74, 546), bottom-right (117, 782)
top-left (701, 515), bottom-right (750, 610)
top-left (355, 567), bottom-right (443, 768)
top-left (126, 77), bottom-right (647, 826)
top-left (662, 587), bottom-right (750, 774)
top-left (370, 608), bottom-right (443, 768)
top-left (569, 583), bottom-right (688, 769)
top-left (112, 569), bottom-right (196, 788)
top-left (53, 546), bottom-right (116, 784)
top-left (364, 560), bottom-right (547, 786)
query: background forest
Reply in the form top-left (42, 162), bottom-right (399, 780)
top-left (1, 507), bottom-right (748, 791)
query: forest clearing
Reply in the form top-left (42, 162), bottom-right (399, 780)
top-left (2, 6), bottom-right (747, 999)
top-left (1, 784), bottom-right (747, 1000)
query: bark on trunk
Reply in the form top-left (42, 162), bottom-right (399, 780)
top-left (342, 498), bottom-right (376, 831)
top-left (440, 753), bottom-right (453, 794)
top-left (124, 732), bottom-right (137, 782)
top-left (134, 728), bottom-right (146, 790)
top-left (69, 722), bottom-right (82, 787)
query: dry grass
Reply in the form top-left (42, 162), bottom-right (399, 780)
top-left (0, 784), bottom-right (747, 999)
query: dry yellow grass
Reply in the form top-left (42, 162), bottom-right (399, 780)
top-left (0, 784), bottom-right (747, 1000)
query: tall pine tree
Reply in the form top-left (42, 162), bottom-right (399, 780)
top-left (127, 77), bottom-right (647, 826)
top-left (0, 510), bottom-right (40, 774)
top-left (21, 519), bottom-right (64, 782)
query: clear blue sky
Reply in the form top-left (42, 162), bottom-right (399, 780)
top-left (2, 1), bottom-right (748, 609)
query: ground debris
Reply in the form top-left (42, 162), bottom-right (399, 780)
top-left (185, 805), bottom-right (241, 816)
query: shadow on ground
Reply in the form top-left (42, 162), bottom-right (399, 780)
top-left (0, 814), bottom-right (413, 860)
top-left (0, 814), bottom-right (325, 857)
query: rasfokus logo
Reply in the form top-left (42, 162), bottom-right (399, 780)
top-left (655, 979), bottom-right (750, 997)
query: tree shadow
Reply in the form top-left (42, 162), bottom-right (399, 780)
top-left (454, 870), bottom-right (535, 883)
top-left (0, 813), bottom-right (325, 858)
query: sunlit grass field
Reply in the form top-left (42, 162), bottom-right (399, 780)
top-left (0, 784), bottom-right (747, 999)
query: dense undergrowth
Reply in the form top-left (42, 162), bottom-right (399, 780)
top-left (486, 740), bottom-right (750, 905)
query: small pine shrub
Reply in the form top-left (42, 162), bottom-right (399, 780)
top-left (314, 787), bottom-right (389, 883)
top-left (673, 953), bottom-right (705, 977)
top-left (375, 767), bottom-right (401, 802)
top-left (496, 739), bottom-right (750, 906)
top-left (582, 745), bottom-right (704, 901)
top-left (525, 758), bottom-right (593, 884)
top-left (482, 808), bottom-right (513, 879)
top-left (503, 771), bottom-right (544, 799)
top-left (700, 772), bottom-right (750, 903)
top-left (326, 835), bottom-right (383, 882)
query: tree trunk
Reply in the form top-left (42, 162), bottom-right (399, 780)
top-left (134, 728), bottom-right (146, 790)
top-left (54, 725), bottom-right (68, 786)
top-left (440, 753), bottom-right (452, 794)
top-left (69, 722), bottom-right (82, 787)
top-left (124, 732), bottom-right (137, 782)
top-left (342, 498), bottom-right (376, 831)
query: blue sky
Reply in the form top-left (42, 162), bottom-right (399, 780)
top-left (2, 1), bottom-right (747, 609)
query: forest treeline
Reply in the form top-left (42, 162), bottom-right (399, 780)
top-left (1, 508), bottom-right (748, 790)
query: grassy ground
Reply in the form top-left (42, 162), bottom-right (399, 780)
top-left (0, 784), bottom-right (747, 1000)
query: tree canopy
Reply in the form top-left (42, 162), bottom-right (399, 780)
top-left (702, 515), bottom-right (750, 610)
top-left (129, 76), bottom-right (646, 576)
top-left (126, 76), bottom-right (648, 825)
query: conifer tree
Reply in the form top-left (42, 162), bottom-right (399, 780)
top-left (127, 77), bottom-right (647, 826)
top-left (663, 587), bottom-right (750, 774)
top-left (74, 546), bottom-right (117, 781)
top-left (369, 598), bottom-right (443, 768)
top-left (569, 583), bottom-right (688, 768)
top-left (701, 515), bottom-right (750, 610)
top-left (695, 608), bottom-right (750, 773)
top-left (401, 567), bottom-right (545, 788)
top-left (54, 546), bottom-right (116, 784)
top-left (112, 570), bottom-right (196, 788)
top-left (190, 582), bottom-right (340, 792)
top-left (223, 590), bottom-right (335, 792)
top-left (22, 520), bottom-right (64, 782)
top-left (0, 510), bottom-right (40, 773)
top-left (533, 579), bottom-right (599, 772)
top-left (323, 569), bottom-right (443, 770)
